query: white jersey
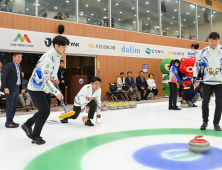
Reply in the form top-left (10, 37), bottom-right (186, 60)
top-left (74, 84), bottom-right (101, 117)
top-left (27, 48), bottom-right (62, 96)
top-left (194, 45), bottom-right (222, 85)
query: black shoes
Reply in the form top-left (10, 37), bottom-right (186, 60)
top-left (144, 97), bottom-right (149, 100)
top-left (173, 107), bottom-right (181, 110)
top-left (22, 123), bottom-right (32, 139)
top-left (169, 106), bottom-right (173, 110)
top-left (214, 124), bottom-right (221, 131)
top-left (32, 136), bottom-right (46, 145)
top-left (140, 98), bottom-right (144, 100)
top-left (200, 122), bottom-right (208, 130)
top-left (193, 104), bottom-right (197, 107)
top-left (5, 122), bottom-right (19, 128)
top-left (60, 118), bottom-right (69, 123)
top-left (136, 98), bottom-right (140, 101)
top-left (85, 119), bottom-right (94, 126)
top-left (128, 97), bottom-right (132, 101)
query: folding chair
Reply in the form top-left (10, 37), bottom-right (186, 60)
top-left (107, 83), bottom-right (128, 102)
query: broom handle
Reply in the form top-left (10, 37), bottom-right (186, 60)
top-left (194, 80), bottom-right (222, 83)
top-left (55, 83), bottom-right (67, 113)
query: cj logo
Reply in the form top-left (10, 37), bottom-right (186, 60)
top-left (13, 34), bottom-right (31, 43)
top-left (88, 43), bottom-right (95, 48)
top-left (44, 38), bottom-right (52, 47)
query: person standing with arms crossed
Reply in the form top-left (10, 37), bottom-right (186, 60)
top-left (57, 60), bottom-right (67, 106)
top-left (194, 32), bottom-right (222, 131)
top-left (21, 35), bottom-right (69, 145)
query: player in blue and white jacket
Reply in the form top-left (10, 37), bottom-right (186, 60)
top-left (169, 59), bottom-right (184, 110)
top-left (22, 35), bottom-right (69, 145)
top-left (193, 32), bottom-right (222, 131)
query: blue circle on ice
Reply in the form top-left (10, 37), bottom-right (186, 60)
top-left (133, 143), bottom-right (222, 170)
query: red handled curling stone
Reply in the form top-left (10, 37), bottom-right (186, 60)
top-left (181, 101), bottom-right (188, 108)
top-left (101, 105), bottom-right (108, 111)
top-left (188, 135), bottom-right (210, 153)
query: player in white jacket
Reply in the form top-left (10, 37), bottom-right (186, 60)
top-left (22, 35), bottom-right (69, 145)
top-left (63, 77), bottom-right (102, 126)
top-left (194, 32), bottom-right (222, 131)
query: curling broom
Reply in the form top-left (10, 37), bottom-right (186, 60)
top-left (55, 84), bottom-right (75, 119)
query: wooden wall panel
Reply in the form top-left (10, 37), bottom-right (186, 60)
top-left (30, 17), bottom-right (46, 32)
top-left (45, 19), bottom-right (60, 33)
top-left (14, 15), bottom-right (31, 31)
top-left (0, 12), bottom-right (14, 29)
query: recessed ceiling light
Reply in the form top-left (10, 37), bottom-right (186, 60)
top-left (104, 8), bottom-right (106, 10)
top-left (66, 0), bottom-right (69, 2)
top-left (134, 15), bottom-right (136, 16)
top-left (198, 15), bottom-right (200, 17)
top-left (91, 14), bottom-right (94, 16)
top-left (133, 21), bottom-right (136, 23)
top-left (26, 8), bottom-right (29, 10)
top-left (167, 28), bottom-right (169, 29)
top-left (132, 7), bottom-right (135, 9)
top-left (103, 17), bottom-right (107, 18)
top-left (146, 24), bottom-right (148, 25)
top-left (161, 14), bottom-right (163, 15)
top-left (86, 4), bottom-right (88, 7)
top-left (202, 8), bottom-right (205, 10)
top-left (212, 15), bottom-right (213, 17)
top-left (80, 13), bottom-right (83, 16)
top-left (55, 7), bottom-right (57, 9)
top-left (97, 0), bottom-right (100, 1)
top-left (118, 19), bottom-right (120, 20)
top-left (213, 11), bottom-right (216, 13)
top-left (81, 11), bottom-right (83, 13)
top-left (147, 18), bottom-right (150, 19)
top-left (176, 31), bottom-right (179, 32)
top-left (147, 10), bottom-right (149, 12)
top-left (88, 19), bottom-right (90, 20)
top-left (120, 12), bottom-right (122, 13)
top-left (172, 16), bottom-right (175, 18)
top-left (181, 25), bottom-right (183, 26)
top-left (193, 22), bottom-right (196, 23)
top-left (171, 22), bottom-right (173, 24)
top-left (174, 9), bottom-right (177, 11)
top-left (184, 19), bottom-right (186, 21)
top-left (116, 3), bottom-right (118, 5)
top-left (186, 13), bottom-right (189, 14)
top-left (146, 2), bottom-right (149, 4)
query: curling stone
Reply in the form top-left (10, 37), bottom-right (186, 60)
top-left (117, 103), bottom-right (123, 109)
top-left (181, 101), bottom-right (188, 108)
top-left (130, 102), bottom-right (137, 108)
top-left (110, 104), bottom-right (117, 110)
top-left (123, 102), bottom-right (130, 109)
top-left (188, 135), bottom-right (210, 153)
top-left (197, 97), bottom-right (202, 101)
top-left (101, 105), bottom-right (108, 111)
top-left (86, 107), bottom-right (90, 113)
top-left (177, 97), bottom-right (182, 102)
top-left (107, 103), bottom-right (113, 109)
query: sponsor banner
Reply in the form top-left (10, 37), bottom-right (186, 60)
top-left (0, 28), bottom-right (200, 59)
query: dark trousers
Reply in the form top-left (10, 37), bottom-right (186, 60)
top-left (169, 82), bottom-right (177, 108)
top-left (202, 84), bottom-right (222, 125)
top-left (138, 87), bottom-right (150, 99)
top-left (199, 82), bottom-right (203, 92)
top-left (5, 86), bottom-right (20, 124)
top-left (57, 83), bottom-right (66, 104)
top-left (25, 90), bottom-right (51, 138)
top-left (71, 100), bottom-right (97, 120)
top-left (179, 84), bottom-right (183, 97)
top-left (151, 88), bottom-right (158, 96)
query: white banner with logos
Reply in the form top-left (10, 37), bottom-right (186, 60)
top-left (0, 28), bottom-right (200, 59)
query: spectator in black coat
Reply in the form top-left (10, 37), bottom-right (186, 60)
top-left (125, 71), bottom-right (140, 101)
top-left (57, 60), bottom-right (67, 105)
top-left (1, 52), bottom-right (25, 128)
top-left (136, 71), bottom-right (150, 100)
